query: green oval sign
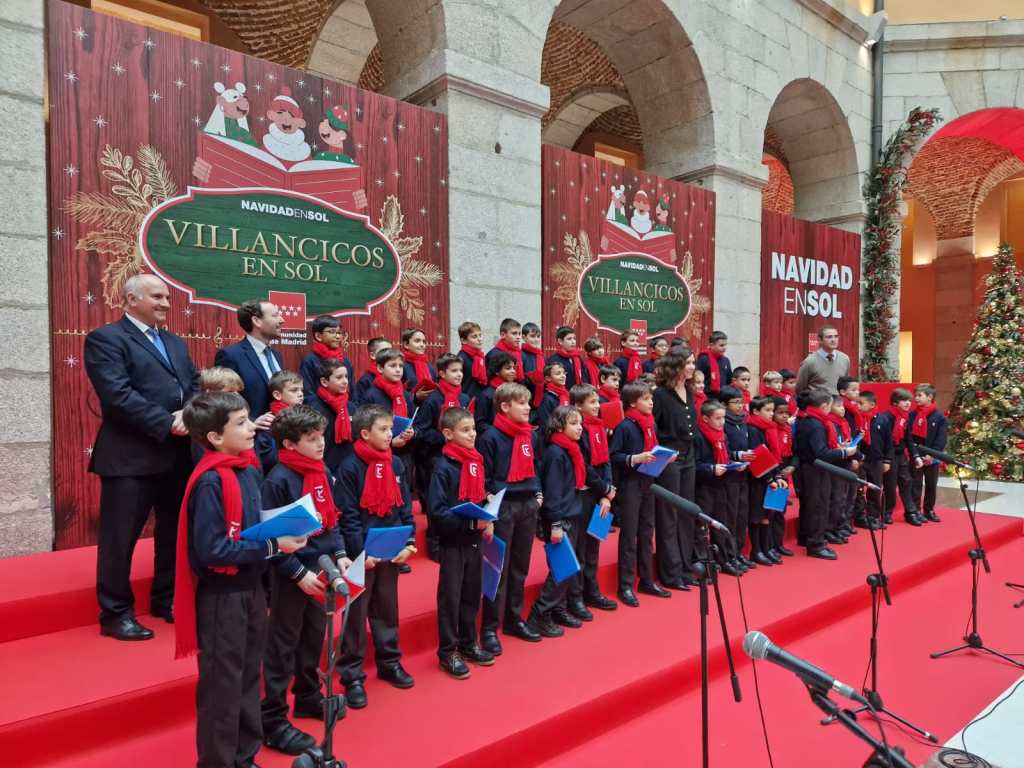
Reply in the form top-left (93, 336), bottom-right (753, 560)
top-left (578, 253), bottom-right (690, 336)
top-left (140, 188), bottom-right (400, 316)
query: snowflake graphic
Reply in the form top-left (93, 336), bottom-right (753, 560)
top-left (142, 38), bottom-right (156, 50)
top-left (64, 71), bottom-right (78, 84)
top-left (183, 307), bottom-right (193, 317)
top-left (93, 115), bottom-right (108, 128)
top-left (375, 178), bottom-right (384, 187)
top-left (192, 115), bottom-right (202, 127)
top-left (267, 72), bottom-right (277, 81)
top-left (64, 355), bottom-right (79, 367)
top-left (150, 91), bottom-right (162, 102)
top-left (73, 27), bottom-right (88, 41)
top-left (82, 292), bottom-right (96, 304)
top-left (191, 57), bottom-right (202, 69)
top-left (64, 164), bottom-right (79, 177)
top-left (174, 78), bottom-right (186, 90)
top-left (306, 94), bottom-right (314, 103)
top-left (112, 62), bottom-right (126, 75)
top-left (253, 82), bottom-right (263, 92)
top-left (52, 228), bottom-right (64, 240)
top-left (220, 63), bottom-right (231, 74)
top-left (297, 79), bottom-right (306, 88)
top-left (324, 88), bottom-right (331, 98)
top-left (414, 155), bottom-right (423, 164)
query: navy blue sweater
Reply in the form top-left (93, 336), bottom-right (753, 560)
top-left (580, 429), bottom-right (614, 496)
top-left (300, 352), bottom-right (354, 410)
top-left (874, 411), bottom-right (919, 462)
top-left (472, 386), bottom-right (497, 435)
top-left (402, 360), bottom-right (438, 392)
top-left (547, 352), bottom-right (581, 389)
top-left (427, 456), bottom-right (486, 546)
top-left (694, 430), bottom-right (726, 485)
top-left (309, 398), bottom-right (356, 473)
top-left (609, 418), bottom-right (653, 485)
top-left (413, 388), bottom-right (471, 454)
top-left (724, 412), bottom-right (752, 463)
top-left (861, 413), bottom-right (895, 464)
top-left (539, 442), bottom-right (584, 524)
top-left (909, 409), bottom-right (948, 451)
top-left (477, 424), bottom-right (542, 499)
top-left (334, 453), bottom-right (415, 556)
top-left (794, 415), bottom-right (847, 465)
top-left (533, 390), bottom-right (562, 431)
top-left (458, 350), bottom-right (486, 400)
top-left (695, 352), bottom-right (732, 396)
top-left (261, 464), bottom-right (346, 580)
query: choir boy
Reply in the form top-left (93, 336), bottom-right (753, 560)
top-left (694, 399), bottom-right (735, 572)
top-left (769, 395), bottom-right (796, 556)
top-left (614, 330), bottom-right (644, 384)
top-left (838, 376), bottom-right (867, 530)
top-left (826, 398), bottom-right (856, 544)
top-left (486, 318), bottom-right (525, 382)
top-left (534, 361), bottom-right (570, 428)
top-left (269, 370), bottom-right (305, 415)
top-left (309, 357), bottom-right (355, 472)
top-left (300, 315), bottom-right (354, 409)
top-left (582, 336), bottom-right (610, 385)
top-left (644, 336), bottom-right (669, 374)
top-left (597, 365), bottom-right (621, 404)
top-left (779, 369), bottom-right (799, 415)
top-left (696, 331), bottom-right (732, 398)
top-left (877, 388), bottom-right (924, 526)
top-left (353, 337), bottom-right (393, 404)
top-left (401, 327), bottom-right (438, 402)
top-left (910, 384), bottom-right (946, 523)
top-left (746, 396), bottom-right (786, 566)
top-left (457, 321), bottom-right (488, 400)
top-left (520, 322), bottom-right (545, 379)
top-left (720, 386), bottom-right (755, 573)
top-left (548, 326), bottom-right (585, 389)
top-left (473, 351), bottom-right (518, 435)
top-left (858, 390), bottom-right (889, 528)
top-left (730, 367), bottom-right (753, 407)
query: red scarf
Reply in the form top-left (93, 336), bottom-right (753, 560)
top-left (461, 344), bottom-right (487, 385)
top-left (782, 391), bottom-right (797, 414)
top-left (550, 432), bottom-right (586, 490)
top-left (270, 399), bottom-right (289, 415)
top-left (843, 397), bottom-right (865, 434)
top-left (522, 341), bottom-right (545, 372)
top-left (437, 378), bottom-right (464, 416)
top-left (241, 448), bottom-right (260, 469)
top-left (625, 407), bottom-right (656, 451)
top-left (747, 413), bottom-right (780, 460)
top-left (489, 375), bottom-right (507, 391)
top-left (317, 386), bottom-right (352, 444)
top-left (704, 347), bottom-right (724, 390)
top-left (776, 421), bottom-right (793, 458)
top-left (352, 440), bottom-right (404, 517)
top-left (495, 338), bottom-right (524, 381)
top-left (860, 407), bottom-right (877, 446)
top-left (740, 388), bottom-right (751, 406)
top-left (912, 404), bottom-right (935, 439)
top-left (561, 349), bottom-right (583, 382)
top-left (373, 374), bottom-right (408, 417)
top-left (760, 384), bottom-right (782, 398)
top-left (546, 381), bottom-right (570, 406)
top-left (889, 406), bottom-right (908, 445)
top-left (311, 341), bottom-right (342, 361)
top-left (647, 351), bottom-right (663, 364)
top-left (828, 412), bottom-right (851, 443)
top-left (598, 384), bottom-right (620, 402)
top-left (807, 408), bottom-right (839, 449)
top-left (694, 389), bottom-right (707, 412)
top-left (493, 413), bottom-right (536, 481)
top-left (582, 414), bottom-right (610, 465)
top-left (697, 420), bottom-right (729, 464)
top-left (173, 451), bottom-right (250, 658)
top-left (585, 353), bottom-right (609, 386)
top-left (620, 347), bottom-right (643, 382)
top-left (277, 447), bottom-right (338, 528)
top-left (441, 442), bottom-right (486, 503)
top-left (404, 349), bottom-right (434, 387)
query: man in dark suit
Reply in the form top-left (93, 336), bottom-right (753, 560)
top-left (214, 298), bottom-right (284, 428)
top-left (84, 274), bottom-right (198, 641)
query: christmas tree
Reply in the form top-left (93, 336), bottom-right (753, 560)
top-left (947, 243), bottom-right (1024, 480)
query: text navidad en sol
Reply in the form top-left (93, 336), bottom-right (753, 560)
top-left (770, 251), bottom-right (854, 319)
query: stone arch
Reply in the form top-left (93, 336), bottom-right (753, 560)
top-left (763, 78), bottom-right (861, 224)
top-left (306, 0), bottom-right (380, 84)
top-left (542, 86), bottom-right (631, 148)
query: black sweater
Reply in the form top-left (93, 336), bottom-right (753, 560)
top-left (402, 360), bottom-right (438, 392)
top-left (427, 456), bottom-right (485, 546)
top-left (874, 411), bottom-right (919, 462)
top-left (477, 425), bottom-right (542, 499)
top-left (458, 350), bottom-right (486, 400)
top-left (609, 418), bottom-right (653, 485)
top-left (308, 398), bottom-right (356, 473)
top-left (861, 413), bottom-right (895, 464)
top-left (413, 388), bottom-right (471, 455)
top-left (473, 386), bottom-right (497, 435)
top-left (539, 442), bottom-right (584, 524)
top-left (580, 430), bottom-right (614, 497)
top-left (653, 385), bottom-right (696, 461)
top-left (794, 415), bottom-right (847, 465)
top-left (334, 453), bottom-right (415, 556)
top-left (909, 409), bottom-right (948, 451)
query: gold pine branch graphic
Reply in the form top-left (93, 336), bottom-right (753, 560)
top-left (378, 195), bottom-right (443, 325)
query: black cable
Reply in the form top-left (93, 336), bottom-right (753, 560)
top-left (958, 673), bottom-right (1024, 758)
top-left (733, 571), bottom-right (775, 768)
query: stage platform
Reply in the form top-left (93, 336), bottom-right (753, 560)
top-left (0, 507), bottom-right (1020, 767)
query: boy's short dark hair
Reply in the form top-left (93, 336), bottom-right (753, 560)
top-left (236, 299), bottom-right (269, 334)
top-left (915, 384), bottom-right (937, 399)
top-left (779, 368), bottom-right (796, 381)
top-left (487, 351), bottom-right (515, 379)
top-left (621, 381), bottom-right (651, 409)
top-left (440, 406), bottom-right (474, 432)
top-left (771, 395), bottom-right (789, 412)
top-left (796, 390), bottom-right (813, 411)
top-left (599, 365), bottom-right (620, 382)
top-left (522, 322), bottom-right (540, 336)
top-left (619, 330), bottom-right (637, 344)
top-left (555, 326), bottom-right (575, 341)
top-left (750, 395), bottom-right (773, 413)
top-left (499, 318), bottom-right (521, 334)
top-left (709, 330), bottom-right (727, 344)
top-left (890, 387), bottom-right (913, 405)
top-left (859, 391), bottom-right (877, 404)
top-left (318, 357), bottom-right (347, 381)
top-left (375, 348), bottom-right (404, 367)
top-left (367, 336), bottom-right (390, 357)
top-left (494, 382), bottom-right (531, 406)
top-left (650, 336), bottom-right (668, 349)
top-left (271, 405), bottom-right (327, 447)
top-left (545, 404), bottom-right (581, 439)
top-left (570, 383), bottom-right (597, 406)
top-left (731, 366), bottom-right (750, 379)
top-left (808, 390), bottom-right (834, 408)
top-left (701, 399), bottom-right (725, 417)
top-left (457, 321), bottom-right (480, 340)
top-left (543, 361), bottom-right (565, 378)
top-left (719, 385), bottom-right (743, 403)
top-left (311, 315), bottom-right (340, 335)
top-left (269, 369), bottom-right (302, 395)
top-left (353, 404), bottom-right (392, 436)
top-left (583, 336), bottom-right (603, 353)
top-left (436, 353), bottom-right (462, 373)
top-left (837, 376), bottom-right (859, 393)
top-left (184, 392), bottom-right (249, 450)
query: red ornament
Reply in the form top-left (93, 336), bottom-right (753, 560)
top-left (1016, 441), bottom-right (1024, 452)
top-left (992, 463), bottom-right (1004, 477)
top-left (975, 390), bottom-right (988, 399)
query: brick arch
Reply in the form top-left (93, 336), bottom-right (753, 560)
top-left (542, 86), bottom-right (631, 148)
top-left (199, 0), bottom-right (336, 68)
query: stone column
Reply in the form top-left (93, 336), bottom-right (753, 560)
top-left (0, 0), bottom-right (52, 556)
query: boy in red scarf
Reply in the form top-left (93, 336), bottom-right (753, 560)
top-left (260, 406), bottom-right (349, 756)
top-left (746, 396), bottom-right (788, 567)
top-left (527, 405), bottom-right (589, 637)
top-left (910, 384), bottom-right (946, 524)
top-left (696, 331), bottom-right (732, 398)
top-left (768, 396), bottom-right (796, 558)
top-left (309, 358), bottom-right (355, 472)
top-left (610, 381), bottom-right (669, 605)
top-left (175, 392), bottom-right (306, 768)
top-left (613, 330), bottom-right (644, 383)
top-left (597, 365), bottom-right (621, 404)
top-left (477, 383), bottom-right (544, 654)
top-left (582, 336), bottom-right (610, 386)
top-left (269, 370), bottom-right (304, 415)
top-left (457, 321), bottom-right (488, 400)
top-left (826, 398), bottom-right (859, 545)
top-left (534, 361), bottom-right (571, 429)
top-left (694, 399), bottom-right (733, 570)
top-left (300, 315), bottom-right (354, 410)
top-left (335, 404), bottom-right (417, 709)
top-left (486, 317), bottom-right (525, 383)
top-left (353, 337), bottom-right (392, 404)
top-left (877, 388), bottom-right (925, 526)
top-left (472, 351), bottom-right (518, 435)
top-left (548, 326), bottom-right (585, 388)
top-left (837, 377), bottom-right (869, 531)
top-left (427, 407), bottom-right (496, 679)
top-left (857, 390), bottom-right (889, 528)
top-left (521, 322), bottom-right (545, 379)
top-left (401, 327), bottom-right (438, 402)
top-left (730, 367), bottom-right (753, 407)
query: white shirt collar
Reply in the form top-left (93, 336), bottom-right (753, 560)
top-left (125, 313), bottom-right (154, 335)
top-left (818, 348), bottom-right (837, 360)
top-left (246, 334), bottom-right (268, 355)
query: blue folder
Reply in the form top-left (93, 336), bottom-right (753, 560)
top-left (391, 412), bottom-right (415, 438)
top-left (364, 525), bottom-right (414, 559)
top-left (240, 496), bottom-right (323, 541)
top-left (544, 535), bottom-right (581, 584)
top-left (763, 485), bottom-right (789, 512)
top-left (637, 445), bottom-right (679, 478)
top-left (725, 461), bottom-right (749, 472)
top-left (845, 432), bottom-right (863, 449)
top-left (481, 535), bottom-right (506, 601)
top-left (451, 487), bottom-right (505, 522)
top-left (586, 503), bottom-right (613, 541)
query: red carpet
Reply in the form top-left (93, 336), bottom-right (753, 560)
top-left (1, 508), bottom-right (1020, 767)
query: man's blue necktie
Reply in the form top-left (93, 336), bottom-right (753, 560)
top-left (264, 346), bottom-right (279, 375)
top-left (146, 328), bottom-right (171, 365)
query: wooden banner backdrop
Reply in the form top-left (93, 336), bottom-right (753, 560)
top-left (541, 144), bottom-right (715, 354)
top-left (760, 210), bottom-right (861, 374)
top-left (47, 1), bottom-right (449, 549)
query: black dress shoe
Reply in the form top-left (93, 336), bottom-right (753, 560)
top-left (732, 558), bottom-right (749, 573)
top-left (925, 511), bottom-right (941, 523)
top-left (853, 516), bottom-right (871, 529)
top-left (459, 644), bottom-right (495, 666)
top-left (378, 663), bottom-right (415, 689)
top-left (905, 514), bottom-right (924, 527)
top-left (398, 562), bottom-right (412, 574)
top-left (637, 580), bottom-right (671, 598)
top-left (776, 545), bottom-right (794, 557)
top-left (503, 619), bottom-right (542, 642)
top-left (720, 561), bottom-right (742, 577)
top-left (567, 600), bottom-right (594, 621)
top-left (439, 652), bottom-right (471, 679)
top-left (753, 552), bottom-right (774, 566)
top-left (662, 579), bottom-right (691, 591)
top-left (527, 612), bottom-right (564, 638)
top-left (824, 531), bottom-right (843, 545)
top-left (480, 630), bottom-right (504, 656)
top-left (883, 514), bottom-right (893, 526)
top-left (344, 682), bottom-right (367, 709)
top-left (263, 723), bottom-right (316, 755)
top-left (617, 588), bottom-right (640, 607)
top-left (551, 607), bottom-right (583, 628)
top-left (100, 617), bottom-right (154, 641)
top-left (151, 607), bottom-right (174, 624)
top-left (807, 547), bottom-right (838, 560)
top-left (584, 592), bottom-right (618, 611)
top-left (766, 549), bottom-right (783, 564)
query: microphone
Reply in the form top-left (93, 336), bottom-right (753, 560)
top-left (1011, 429), bottom-right (1024, 440)
top-left (318, 554), bottom-right (350, 597)
top-left (743, 631), bottom-right (868, 706)
top-left (813, 459), bottom-right (881, 492)
top-left (915, 445), bottom-right (974, 471)
top-left (650, 484), bottom-right (730, 534)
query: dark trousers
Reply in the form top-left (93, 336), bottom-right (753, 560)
top-left (912, 462), bottom-right (940, 514)
top-left (696, 481), bottom-right (733, 562)
top-left (261, 572), bottom-right (325, 731)
top-left (828, 473), bottom-right (849, 533)
top-left (864, 461), bottom-right (886, 520)
top-left (97, 466), bottom-right (188, 622)
top-left (851, 464), bottom-right (867, 520)
top-left (724, 477), bottom-right (748, 555)
top-left (572, 487), bottom-right (604, 600)
top-left (532, 521), bottom-right (581, 616)
top-left (481, 497), bottom-right (539, 633)
top-left (339, 562), bottom-right (401, 685)
top-left (655, 461), bottom-right (697, 583)
top-left (798, 466), bottom-right (830, 549)
top-left (884, 453), bottom-right (917, 518)
top-left (196, 585), bottom-right (266, 768)
top-left (437, 539), bottom-right (483, 657)
top-left (615, 474), bottom-right (655, 591)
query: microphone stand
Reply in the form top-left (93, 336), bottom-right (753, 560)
top-left (930, 466), bottom-right (1023, 668)
top-left (294, 580), bottom-right (351, 768)
top-left (806, 685), bottom-right (915, 768)
top-left (823, 487), bottom-right (937, 742)
top-left (1006, 582), bottom-right (1024, 609)
top-left (695, 522), bottom-right (742, 768)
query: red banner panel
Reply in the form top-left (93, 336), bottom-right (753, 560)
top-left (541, 144), bottom-right (715, 354)
top-left (46, 1), bottom-right (449, 548)
top-left (760, 210), bottom-right (861, 374)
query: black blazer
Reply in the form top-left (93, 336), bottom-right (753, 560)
top-left (214, 338), bottom-right (283, 416)
top-left (84, 316), bottom-right (198, 477)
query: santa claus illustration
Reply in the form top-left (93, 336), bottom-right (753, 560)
top-left (262, 87), bottom-right (311, 162)
top-left (631, 189), bottom-right (652, 235)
